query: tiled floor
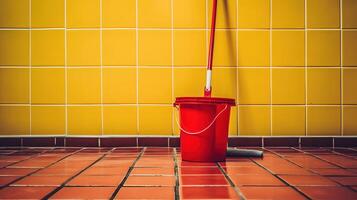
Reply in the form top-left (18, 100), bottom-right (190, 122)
top-left (0, 147), bottom-right (356, 199)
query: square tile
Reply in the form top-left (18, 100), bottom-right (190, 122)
top-left (103, 68), bottom-right (137, 103)
top-left (213, 30), bottom-right (237, 67)
top-left (102, 30), bottom-right (136, 66)
top-left (307, 68), bottom-right (341, 104)
top-left (238, 68), bottom-right (270, 104)
top-left (342, 0), bottom-right (357, 28)
top-left (238, 31), bottom-right (270, 66)
top-left (138, 68), bottom-right (172, 103)
top-left (67, 30), bottom-right (100, 66)
top-left (239, 106), bottom-right (271, 136)
top-left (67, 68), bottom-right (101, 103)
top-left (115, 187), bottom-right (174, 199)
top-left (138, 30), bottom-right (172, 66)
top-left (138, 106), bottom-right (172, 135)
top-left (344, 68), bottom-right (357, 104)
top-left (272, 68), bottom-right (305, 104)
top-left (312, 168), bottom-right (356, 176)
top-left (131, 167), bottom-right (174, 175)
top-left (125, 175), bottom-right (175, 186)
top-left (0, 68), bottom-right (29, 103)
top-left (138, 0), bottom-right (171, 28)
top-left (67, 106), bottom-right (102, 135)
top-left (297, 186), bottom-right (357, 200)
top-left (102, 0), bottom-right (136, 28)
top-left (231, 174), bottom-right (285, 186)
top-left (66, 0), bottom-right (100, 28)
top-left (180, 175), bottom-right (229, 186)
top-left (272, 106), bottom-right (305, 136)
top-left (0, 176), bottom-right (20, 186)
top-left (240, 186), bottom-right (305, 200)
top-left (103, 106), bottom-right (137, 134)
top-left (180, 186), bottom-right (239, 199)
top-left (272, 0), bottom-right (305, 28)
top-left (343, 31), bottom-right (357, 66)
top-left (31, 0), bottom-right (64, 28)
top-left (343, 106), bottom-right (357, 135)
top-left (81, 166), bottom-right (129, 176)
top-left (280, 175), bottom-right (339, 186)
top-left (179, 167), bottom-right (222, 175)
top-left (31, 30), bottom-right (64, 66)
top-left (238, 0), bottom-right (270, 28)
top-left (223, 166), bottom-right (269, 175)
top-left (173, 30), bottom-right (206, 66)
top-left (12, 175), bottom-right (67, 186)
top-left (0, 30), bottom-right (29, 65)
top-left (307, 0), bottom-right (340, 28)
top-left (0, 106), bottom-right (30, 135)
top-left (67, 175), bottom-right (124, 186)
top-left (0, 186), bottom-right (55, 199)
top-left (173, 68), bottom-right (205, 97)
top-left (208, 0), bottom-right (237, 29)
top-left (330, 177), bottom-right (357, 186)
top-left (31, 68), bottom-right (65, 104)
top-left (173, 0), bottom-right (205, 28)
top-left (272, 31), bottom-right (305, 66)
top-left (50, 187), bottom-right (115, 199)
top-left (307, 30), bottom-right (340, 66)
top-left (0, 0), bottom-right (29, 28)
top-left (307, 106), bottom-right (341, 136)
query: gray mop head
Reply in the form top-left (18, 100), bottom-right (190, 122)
top-left (226, 148), bottom-right (264, 158)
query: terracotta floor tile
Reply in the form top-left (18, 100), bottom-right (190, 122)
top-left (180, 186), bottom-right (239, 199)
top-left (131, 167), bottom-right (174, 175)
top-left (330, 176), bottom-right (357, 186)
top-left (135, 160), bottom-right (175, 167)
top-left (125, 175), bottom-right (175, 186)
top-left (50, 187), bottom-right (115, 199)
top-left (219, 160), bottom-right (257, 167)
top-left (223, 165), bottom-right (270, 175)
top-left (34, 167), bottom-right (81, 176)
top-left (287, 156), bottom-right (337, 169)
top-left (297, 186), bottom-right (357, 200)
top-left (115, 186), bottom-right (174, 199)
top-left (265, 165), bottom-right (314, 175)
top-left (12, 175), bottom-right (68, 186)
top-left (179, 167), bottom-right (222, 175)
top-left (81, 166), bottom-right (129, 175)
top-left (280, 175), bottom-right (339, 186)
top-left (311, 168), bottom-right (356, 176)
top-left (180, 175), bottom-right (229, 186)
top-left (239, 186), bottom-right (305, 200)
top-left (0, 176), bottom-right (20, 186)
top-left (178, 161), bottom-right (217, 167)
top-left (230, 174), bottom-right (285, 186)
top-left (0, 168), bottom-right (37, 176)
top-left (0, 186), bottom-right (55, 199)
top-left (67, 175), bottom-right (124, 186)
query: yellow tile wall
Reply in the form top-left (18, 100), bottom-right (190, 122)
top-left (0, 0), bottom-right (356, 137)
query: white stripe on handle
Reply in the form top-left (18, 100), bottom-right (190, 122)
top-left (205, 69), bottom-right (212, 91)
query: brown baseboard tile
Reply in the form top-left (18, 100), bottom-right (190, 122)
top-left (264, 137), bottom-right (299, 147)
top-left (55, 137), bottom-right (65, 147)
top-left (301, 137), bottom-right (333, 147)
top-left (228, 137), bottom-right (262, 147)
top-left (0, 138), bottom-right (22, 147)
top-left (100, 137), bottom-right (137, 147)
top-left (169, 137), bottom-right (180, 147)
top-left (138, 137), bottom-right (168, 147)
top-left (66, 137), bottom-right (99, 147)
top-left (23, 137), bottom-right (55, 147)
top-left (334, 137), bottom-right (357, 147)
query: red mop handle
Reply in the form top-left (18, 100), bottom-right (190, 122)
top-left (204, 0), bottom-right (218, 97)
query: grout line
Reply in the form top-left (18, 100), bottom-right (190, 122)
top-left (0, 148), bottom-right (84, 189)
top-left (304, 0), bottom-right (308, 137)
top-left (340, 0), bottom-right (344, 136)
top-left (216, 163), bottom-right (246, 200)
top-left (269, 0), bottom-right (273, 136)
top-left (136, 0), bottom-right (140, 139)
top-left (64, 0), bottom-right (68, 137)
top-left (236, 0), bottom-right (239, 136)
top-left (29, 0), bottom-right (32, 136)
top-left (41, 148), bottom-right (113, 200)
top-left (2, 104), bottom-right (354, 107)
top-left (100, 0), bottom-right (104, 137)
top-left (173, 148), bottom-right (180, 200)
top-left (0, 66), bottom-right (349, 69)
top-left (109, 147), bottom-right (146, 200)
top-left (171, 0), bottom-right (174, 136)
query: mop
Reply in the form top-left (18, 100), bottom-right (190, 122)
top-left (205, 0), bottom-right (263, 158)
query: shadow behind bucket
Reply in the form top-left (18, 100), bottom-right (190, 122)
top-left (175, 97), bottom-right (235, 162)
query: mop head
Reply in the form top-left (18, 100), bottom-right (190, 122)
top-left (226, 148), bottom-right (263, 158)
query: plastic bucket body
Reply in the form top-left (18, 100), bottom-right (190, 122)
top-left (174, 97), bottom-right (235, 162)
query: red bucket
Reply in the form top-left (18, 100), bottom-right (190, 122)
top-left (174, 97), bottom-right (235, 162)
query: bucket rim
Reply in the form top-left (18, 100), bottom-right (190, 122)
top-left (174, 97), bottom-right (236, 106)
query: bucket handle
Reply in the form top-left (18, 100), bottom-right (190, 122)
top-left (174, 104), bottom-right (228, 135)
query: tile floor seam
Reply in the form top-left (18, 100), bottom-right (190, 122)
top-left (173, 148), bottom-right (180, 200)
top-left (3, 148), bottom-right (55, 169)
top-left (109, 147), bottom-right (146, 200)
top-left (216, 162), bottom-right (246, 200)
top-left (251, 148), bottom-right (312, 200)
top-left (41, 148), bottom-right (115, 200)
top-left (0, 148), bottom-right (84, 189)
top-left (331, 148), bottom-right (357, 160)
